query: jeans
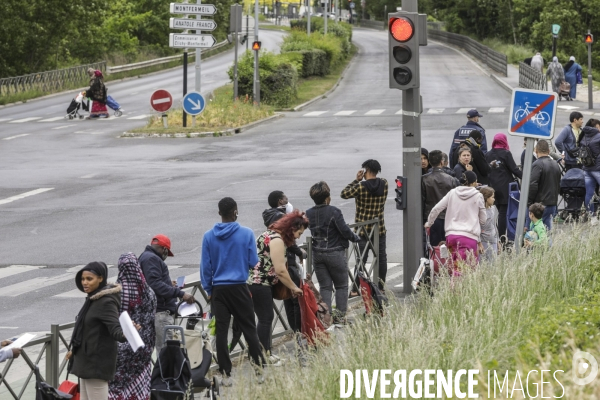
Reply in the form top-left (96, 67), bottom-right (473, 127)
top-left (212, 284), bottom-right (264, 375)
top-left (80, 378), bottom-right (108, 400)
top-left (154, 311), bottom-right (174, 356)
top-left (525, 205), bottom-right (557, 231)
top-left (356, 234), bottom-right (387, 290)
top-left (283, 264), bottom-right (301, 332)
top-left (249, 284), bottom-right (274, 353)
top-left (584, 170), bottom-right (600, 212)
top-left (313, 249), bottom-right (349, 316)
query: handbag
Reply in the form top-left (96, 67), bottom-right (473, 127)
top-left (34, 367), bottom-right (73, 400)
top-left (577, 70), bottom-right (583, 85)
top-left (272, 280), bottom-right (292, 300)
top-left (58, 377), bottom-right (80, 400)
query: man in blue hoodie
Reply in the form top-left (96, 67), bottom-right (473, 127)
top-left (200, 197), bottom-right (264, 385)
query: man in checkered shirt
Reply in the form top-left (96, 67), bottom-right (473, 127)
top-left (341, 159), bottom-right (389, 292)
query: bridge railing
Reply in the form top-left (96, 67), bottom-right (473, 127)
top-left (519, 62), bottom-right (547, 90)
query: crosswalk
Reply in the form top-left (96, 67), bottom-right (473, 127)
top-left (302, 107), bottom-right (508, 117)
top-left (0, 113), bottom-right (151, 124)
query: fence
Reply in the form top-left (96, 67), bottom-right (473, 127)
top-left (519, 62), bottom-right (547, 90)
top-left (0, 62), bottom-right (106, 97)
top-left (359, 19), bottom-right (385, 30)
top-left (0, 219), bottom-right (380, 398)
top-left (427, 23), bottom-right (507, 77)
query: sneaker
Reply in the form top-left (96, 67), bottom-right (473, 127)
top-left (216, 372), bottom-right (233, 387)
top-left (267, 354), bottom-right (283, 366)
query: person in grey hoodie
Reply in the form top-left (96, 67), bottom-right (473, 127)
top-left (425, 171), bottom-right (486, 266)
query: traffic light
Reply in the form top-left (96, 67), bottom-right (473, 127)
top-left (388, 12), bottom-right (420, 90)
top-left (252, 41), bottom-right (261, 51)
top-left (584, 33), bottom-right (594, 44)
top-left (395, 176), bottom-right (407, 210)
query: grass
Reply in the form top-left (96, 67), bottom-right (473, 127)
top-left (480, 38), bottom-right (534, 65)
top-left (221, 224), bottom-right (600, 398)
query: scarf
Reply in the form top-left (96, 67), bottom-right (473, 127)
top-left (492, 133), bottom-right (510, 150)
top-left (116, 253), bottom-right (147, 313)
top-left (564, 60), bottom-right (574, 73)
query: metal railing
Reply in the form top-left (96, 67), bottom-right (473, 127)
top-left (0, 62), bottom-right (106, 96)
top-left (427, 23), bottom-right (507, 77)
top-left (359, 19), bottom-right (385, 30)
top-left (519, 62), bottom-right (547, 90)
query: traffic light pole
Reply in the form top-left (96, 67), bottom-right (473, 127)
top-left (588, 30), bottom-right (593, 110)
top-left (254, 0), bottom-right (261, 104)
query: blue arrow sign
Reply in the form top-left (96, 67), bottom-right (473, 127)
top-left (508, 88), bottom-right (558, 139)
top-left (182, 91), bottom-right (206, 116)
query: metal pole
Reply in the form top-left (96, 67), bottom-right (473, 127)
top-left (588, 31), bottom-right (593, 110)
top-left (46, 325), bottom-right (60, 387)
top-left (515, 138), bottom-right (535, 254)
top-left (307, 0), bottom-right (311, 36)
top-left (552, 36), bottom-right (557, 58)
top-left (324, 0), bottom-right (328, 34)
top-left (401, 0), bottom-right (423, 294)
top-left (194, 0), bottom-right (202, 127)
top-left (246, 14), bottom-right (249, 51)
top-left (234, 31), bottom-right (238, 101)
top-left (383, 5), bottom-right (387, 29)
top-left (254, 0), bottom-right (260, 105)
top-left (183, 52), bottom-right (187, 127)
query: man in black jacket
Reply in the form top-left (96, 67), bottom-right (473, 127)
top-left (422, 150), bottom-right (459, 246)
top-left (526, 140), bottom-right (562, 231)
top-left (139, 234), bottom-right (195, 355)
top-left (452, 130), bottom-right (492, 184)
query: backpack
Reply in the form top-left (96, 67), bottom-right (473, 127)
top-left (578, 138), bottom-right (596, 167)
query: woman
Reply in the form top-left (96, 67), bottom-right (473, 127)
top-left (485, 133), bottom-right (522, 242)
top-left (546, 57), bottom-right (565, 96)
top-left (67, 262), bottom-right (139, 400)
top-left (564, 56), bottom-right (582, 100)
top-left (453, 147), bottom-right (473, 177)
top-left (109, 253), bottom-right (156, 400)
top-left (306, 181), bottom-right (360, 325)
top-left (248, 210), bottom-right (306, 364)
top-left (425, 171), bottom-right (486, 267)
top-left (87, 69), bottom-right (109, 118)
top-left (578, 120), bottom-right (600, 213)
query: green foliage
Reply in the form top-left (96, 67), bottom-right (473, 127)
top-left (287, 50), bottom-right (330, 77)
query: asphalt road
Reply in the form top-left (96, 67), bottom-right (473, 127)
top-left (0, 28), bottom-right (522, 339)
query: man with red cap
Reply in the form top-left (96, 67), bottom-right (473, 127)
top-left (139, 234), bottom-right (194, 355)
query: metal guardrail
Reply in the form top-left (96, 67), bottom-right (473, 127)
top-left (359, 19), bottom-right (385, 30)
top-left (427, 23), bottom-right (507, 77)
top-left (0, 62), bottom-right (106, 96)
top-left (519, 62), bottom-right (547, 90)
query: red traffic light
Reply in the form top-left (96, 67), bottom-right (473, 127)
top-left (252, 41), bottom-right (261, 51)
top-left (389, 17), bottom-right (414, 42)
top-left (585, 34), bottom-right (594, 44)
top-left (395, 178), bottom-right (403, 188)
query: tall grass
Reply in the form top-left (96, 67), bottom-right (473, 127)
top-left (225, 225), bottom-right (600, 398)
top-left (480, 38), bottom-right (534, 65)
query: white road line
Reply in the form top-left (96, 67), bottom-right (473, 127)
top-left (427, 108), bottom-right (445, 114)
top-left (394, 284), bottom-right (404, 288)
top-left (0, 273), bottom-right (73, 296)
top-left (557, 105), bottom-right (579, 110)
top-left (128, 115), bottom-right (149, 120)
top-left (52, 125), bottom-right (75, 130)
top-left (488, 107), bottom-right (505, 113)
top-left (8, 117), bottom-right (42, 123)
top-left (386, 270), bottom-right (403, 281)
top-left (0, 188), bottom-right (54, 205)
top-left (365, 109), bottom-right (385, 115)
top-left (80, 174), bottom-right (98, 179)
top-left (0, 327), bottom-right (19, 329)
top-left (456, 108), bottom-right (472, 114)
top-left (334, 110), bottom-right (356, 116)
top-left (38, 116), bottom-right (65, 122)
top-left (0, 265), bottom-right (46, 280)
top-left (303, 111), bottom-right (328, 117)
top-left (0, 118), bottom-right (13, 122)
top-left (2, 134), bottom-right (30, 141)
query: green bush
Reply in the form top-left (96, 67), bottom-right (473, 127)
top-left (290, 18), bottom-right (353, 42)
top-left (281, 31), bottom-right (346, 69)
top-left (286, 49), bottom-right (329, 77)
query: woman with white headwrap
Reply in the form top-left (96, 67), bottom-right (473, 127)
top-left (546, 56), bottom-right (565, 95)
top-left (563, 56), bottom-right (583, 100)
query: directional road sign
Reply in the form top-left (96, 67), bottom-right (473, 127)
top-left (150, 90), bottom-right (173, 113)
top-left (508, 88), bottom-right (558, 139)
top-left (169, 18), bottom-right (217, 31)
top-left (169, 33), bottom-right (217, 49)
top-left (182, 92), bottom-right (206, 115)
top-left (170, 3), bottom-right (217, 15)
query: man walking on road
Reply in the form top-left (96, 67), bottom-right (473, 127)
top-left (341, 159), bottom-right (388, 292)
top-left (201, 197), bottom-right (265, 385)
top-left (450, 109), bottom-right (488, 167)
top-left (555, 111), bottom-right (584, 171)
top-left (526, 140), bottom-right (562, 231)
top-left (139, 234), bottom-right (195, 355)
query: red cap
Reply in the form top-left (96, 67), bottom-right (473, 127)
top-left (151, 234), bottom-right (174, 257)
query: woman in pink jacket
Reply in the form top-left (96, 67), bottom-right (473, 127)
top-left (424, 171), bottom-right (487, 267)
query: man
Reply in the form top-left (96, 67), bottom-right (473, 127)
top-left (0, 340), bottom-right (21, 363)
top-left (555, 111), bottom-right (584, 171)
top-left (527, 140), bottom-right (562, 231)
top-left (139, 234), bottom-right (195, 355)
top-left (201, 197), bottom-right (265, 385)
top-left (530, 52), bottom-right (544, 73)
top-left (262, 190), bottom-right (290, 226)
top-left (451, 130), bottom-right (492, 184)
top-left (422, 150), bottom-right (459, 246)
top-left (341, 159), bottom-right (388, 291)
top-left (450, 109), bottom-right (488, 167)
top-left (421, 148), bottom-right (431, 175)
top-left (440, 152), bottom-right (456, 177)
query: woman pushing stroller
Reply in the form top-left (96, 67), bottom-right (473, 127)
top-left (86, 68), bottom-right (109, 118)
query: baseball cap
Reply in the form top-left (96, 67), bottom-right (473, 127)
top-left (467, 109), bottom-right (483, 118)
top-left (151, 234), bottom-right (174, 257)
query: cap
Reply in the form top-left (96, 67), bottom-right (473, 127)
top-left (151, 234), bottom-right (174, 257)
top-left (467, 109), bottom-right (483, 118)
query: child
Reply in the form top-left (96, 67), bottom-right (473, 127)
top-left (479, 187), bottom-right (499, 261)
top-left (525, 203), bottom-right (548, 247)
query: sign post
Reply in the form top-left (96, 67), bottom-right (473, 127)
top-left (150, 90), bottom-right (174, 128)
top-left (508, 88), bottom-right (558, 253)
top-left (254, 0), bottom-right (260, 105)
top-left (230, 4), bottom-right (243, 101)
top-left (552, 24), bottom-right (560, 58)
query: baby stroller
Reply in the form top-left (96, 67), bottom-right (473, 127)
top-left (106, 95), bottom-right (123, 117)
top-left (558, 168), bottom-right (587, 221)
top-left (412, 233), bottom-right (454, 294)
top-left (559, 81), bottom-right (572, 101)
top-left (65, 92), bottom-right (88, 120)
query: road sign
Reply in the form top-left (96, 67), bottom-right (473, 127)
top-left (182, 91), bottom-right (206, 115)
top-left (349, 2), bottom-right (355, 8)
top-left (508, 88), bottom-right (558, 139)
top-left (169, 3), bottom-right (217, 15)
top-left (552, 24), bottom-right (561, 35)
top-left (169, 18), bottom-right (217, 31)
top-left (150, 90), bottom-right (173, 113)
top-left (169, 33), bottom-right (217, 48)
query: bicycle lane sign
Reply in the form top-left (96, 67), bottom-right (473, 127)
top-left (508, 88), bottom-right (559, 139)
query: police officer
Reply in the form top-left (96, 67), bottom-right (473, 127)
top-left (449, 109), bottom-right (488, 167)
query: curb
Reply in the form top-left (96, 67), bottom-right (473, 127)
top-left (120, 113), bottom-right (284, 138)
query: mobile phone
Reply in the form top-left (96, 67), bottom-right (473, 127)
top-left (176, 276), bottom-right (185, 288)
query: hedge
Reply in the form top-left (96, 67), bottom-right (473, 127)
top-left (290, 17), bottom-right (353, 43)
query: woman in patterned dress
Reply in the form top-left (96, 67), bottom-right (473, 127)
top-left (109, 253), bottom-right (157, 400)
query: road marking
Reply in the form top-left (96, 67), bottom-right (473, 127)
top-left (488, 107), bottom-right (505, 113)
top-left (0, 265), bottom-right (46, 280)
top-left (0, 327), bottom-right (19, 329)
top-left (334, 110), bottom-right (356, 116)
top-left (456, 108), bottom-right (472, 114)
top-left (80, 174), bottom-right (98, 179)
top-left (0, 188), bottom-right (54, 205)
top-left (52, 125), bottom-right (75, 130)
top-left (557, 105), bottom-right (579, 110)
top-left (365, 109), bottom-right (385, 115)
top-left (427, 108), bottom-right (445, 114)
top-left (128, 114), bottom-right (149, 120)
top-left (303, 111), bottom-right (328, 117)
top-left (8, 117), bottom-right (42, 123)
top-left (38, 116), bottom-right (65, 122)
top-left (2, 134), bottom-right (30, 141)
top-left (0, 118), bottom-right (13, 122)
top-left (386, 270), bottom-right (403, 281)
top-left (394, 284), bottom-right (404, 288)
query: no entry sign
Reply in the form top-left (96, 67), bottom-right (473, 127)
top-left (508, 88), bottom-right (558, 139)
top-left (150, 90), bottom-right (173, 113)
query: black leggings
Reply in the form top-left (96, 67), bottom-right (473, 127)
top-left (249, 284), bottom-right (274, 353)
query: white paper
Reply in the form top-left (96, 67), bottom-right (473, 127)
top-left (5, 333), bottom-right (36, 349)
top-left (301, 259), bottom-right (307, 280)
top-left (119, 311), bottom-right (145, 352)
top-left (177, 302), bottom-right (197, 317)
